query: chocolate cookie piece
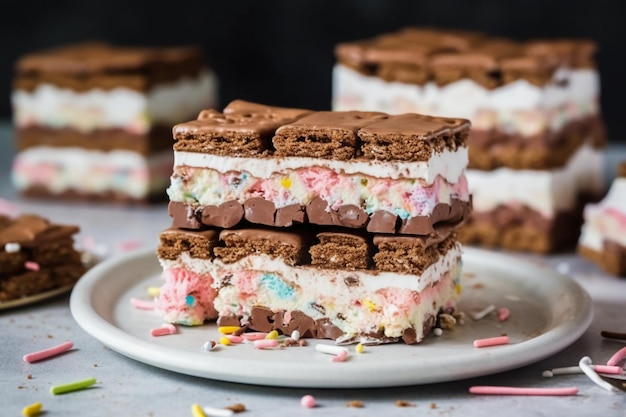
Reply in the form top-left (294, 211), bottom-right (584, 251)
top-left (0, 214), bottom-right (86, 302)
top-left (398, 199), bottom-right (471, 235)
top-left (358, 113), bottom-right (470, 162)
top-left (578, 241), bottom-right (626, 277)
top-left (459, 205), bottom-right (582, 253)
top-left (173, 101), bottom-right (312, 156)
top-left (157, 228), bottom-right (219, 261)
top-left (309, 231), bottom-right (371, 270)
top-left (373, 230), bottom-right (458, 275)
top-left (335, 27), bottom-right (484, 84)
top-left (202, 201), bottom-right (244, 229)
top-left (168, 201), bottom-right (202, 229)
top-left (214, 228), bottom-right (309, 266)
top-left (273, 111), bottom-right (388, 160)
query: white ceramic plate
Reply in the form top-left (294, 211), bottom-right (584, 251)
top-left (70, 247), bottom-right (592, 388)
top-left (0, 285), bottom-right (75, 311)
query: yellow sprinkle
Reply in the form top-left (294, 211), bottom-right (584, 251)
top-left (218, 326), bottom-right (240, 334)
top-left (22, 402), bottom-right (42, 417)
top-left (191, 403), bottom-right (207, 417)
top-left (147, 286), bottom-right (160, 297)
top-left (280, 177), bottom-right (292, 189)
top-left (363, 299), bottom-right (377, 312)
top-left (219, 336), bottom-right (231, 346)
top-left (456, 283), bottom-right (462, 295)
top-left (355, 343), bottom-right (364, 354)
top-left (265, 330), bottom-right (279, 340)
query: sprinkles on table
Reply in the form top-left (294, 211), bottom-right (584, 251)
top-left (473, 335), bottom-right (509, 348)
top-left (50, 377), bottom-right (97, 395)
top-left (22, 402), bottom-right (42, 417)
top-left (23, 341), bottom-right (74, 363)
top-left (469, 386), bottom-right (579, 396)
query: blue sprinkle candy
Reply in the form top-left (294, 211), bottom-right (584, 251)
top-left (185, 294), bottom-right (196, 307)
top-left (261, 273), bottom-right (294, 299)
top-left (392, 207), bottom-right (410, 219)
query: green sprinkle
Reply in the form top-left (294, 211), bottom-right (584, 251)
top-left (50, 377), bottom-right (97, 395)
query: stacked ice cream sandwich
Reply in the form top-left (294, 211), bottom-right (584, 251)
top-left (333, 27), bottom-right (605, 252)
top-left (155, 100), bottom-right (471, 345)
top-left (11, 42), bottom-right (218, 202)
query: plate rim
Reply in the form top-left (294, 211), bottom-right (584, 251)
top-left (69, 246), bottom-right (593, 388)
top-left (0, 285), bottom-right (74, 311)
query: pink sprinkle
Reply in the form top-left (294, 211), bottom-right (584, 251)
top-left (253, 339), bottom-right (278, 349)
top-left (300, 394), bottom-right (316, 408)
top-left (606, 346), bottom-right (626, 366)
top-left (593, 364), bottom-right (623, 374)
top-left (0, 199), bottom-right (20, 216)
top-left (117, 240), bottom-right (142, 252)
top-left (82, 235), bottom-right (97, 251)
top-left (473, 335), bottom-right (509, 348)
top-left (498, 307), bottom-right (510, 322)
top-left (130, 297), bottom-right (155, 310)
top-left (331, 350), bottom-right (349, 363)
top-left (24, 261), bottom-right (40, 271)
top-left (469, 386), bottom-right (579, 396)
top-left (23, 341), bottom-right (74, 363)
top-left (241, 332), bottom-right (268, 341)
top-left (150, 324), bottom-right (177, 337)
top-left (226, 335), bottom-right (244, 343)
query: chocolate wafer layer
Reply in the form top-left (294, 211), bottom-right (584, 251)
top-left (158, 223), bottom-right (458, 274)
top-left (14, 42), bottom-right (206, 91)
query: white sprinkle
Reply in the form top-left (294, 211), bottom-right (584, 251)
top-left (579, 356), bottom-right (618, 393)
top-left (433, 328), bottom-right (443, 336)
top-left (4, 242), bottom-right (20, 253)
top-left (542, 370), bottom-right (554, 377)
top-left (315, 343), bottom-right (349, 356)
top-left (202, 406), bottom-right (234, 417)
top-left (201, 341), bottom-right (216, 351)
top-left (291, 330), bottom-right (300, 341)
top-left (471, 304), bottom-right (496, 320)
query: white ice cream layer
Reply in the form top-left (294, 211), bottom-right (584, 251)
top-left (579, 178), bottom-right (626, 250)
top-left (11, 146), bottom-right (173, 198)
top-left (173, 146), bottom-right (468, 184)
top-left (158, 243), bottom-right (462, 339)
top-left (466, 143), bottom-right (604, 218)
top-left (12, 70), bottom-right (218, 134)
top-left (332, 65), bottom-right (600, 135)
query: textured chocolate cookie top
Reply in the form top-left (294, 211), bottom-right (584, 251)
top-left (0, 214), bottom-right (80, 248)
top-left (173, 100), bottom-right (470, 161)
top-left (335, 27), bottom-right (598, 88)
top-left (14, 42), bottom-right (207, 91)
top-left (16, 42), bottom-right (204, 75)
top-left (173, 100), bottom-right (313, 156)
top-left (158, 224), bottom-right (459, 275)
top-left (273, 111), bottom-right (389, 159)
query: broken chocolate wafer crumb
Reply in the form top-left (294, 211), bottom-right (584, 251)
top-left (395, 400), bottom-right (416, 407)
top-left (225, 403), bottom-right (246, 413)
